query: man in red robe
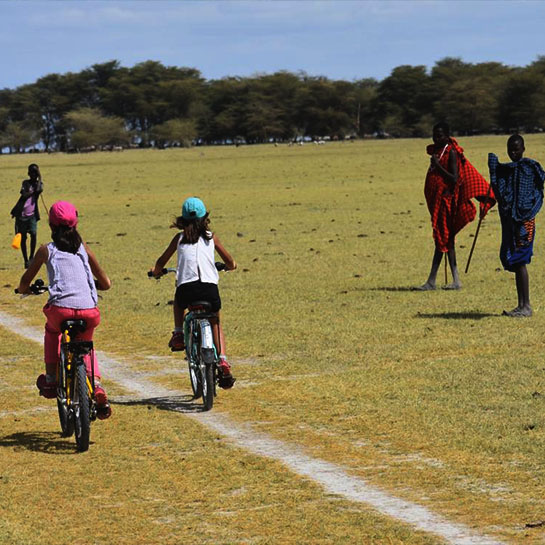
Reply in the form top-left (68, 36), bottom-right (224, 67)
top-left (418, 122), bottom-right (495, 290)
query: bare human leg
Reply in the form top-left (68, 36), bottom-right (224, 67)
top-left (443, 248), bottom-right (462, 290)
top-left (504, 264), bottom-right (532, 317)
top-left (416, 248), bottom-right (443, 290)
top-left (20, 232), bottom-right (29, 268)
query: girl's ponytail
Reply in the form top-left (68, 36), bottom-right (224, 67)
top-left (51, 224), bottom-right (82, 254)
top-left (174, 213), bottom-right (212, 244)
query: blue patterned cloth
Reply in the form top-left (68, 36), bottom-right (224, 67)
top-left (488, 154), bottom-right (544, 222)
top-left (489, 153), bottom-right (545, 271)
top-left (499, 216), bottom-right (535, 271)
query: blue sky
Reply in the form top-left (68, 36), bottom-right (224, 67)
top-left (1, 0), bottom-right (544, 89)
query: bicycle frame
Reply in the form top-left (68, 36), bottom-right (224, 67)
top-left (186, 311), bottom-right (216, 361)
top-left (59, 326), bottom-right (95, 412)
top-left (16, 281), bottom-right (100, 451)
top-left (185, 306), bottom-right (219, 410)
top-left (57, 321), bottom-right (96, 450)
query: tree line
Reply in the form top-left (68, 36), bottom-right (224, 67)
top-left (1, 56), bottom-right (545, 152)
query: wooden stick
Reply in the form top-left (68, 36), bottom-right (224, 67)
top-left (465, 184), bottom-right (493, 274)
top-left (444, 252), bottom-right (448, 284)
top-left (40, 193), bottom-right (49, 215)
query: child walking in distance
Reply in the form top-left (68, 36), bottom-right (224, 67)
top-left (418, 122), bottom-right (494, 290)
top-left (151, 197), bottom-right (237, 389)
top-left (10, 164), bottom-right (43, 268)
top-left (489, 134), bottom-right (545, 317)
top-left (17, 201), bottom-right (112, 419)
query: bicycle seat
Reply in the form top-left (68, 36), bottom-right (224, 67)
top-left (187, 301), bottom-right (212, 312)
top-left (61, 319), bottom-right (87, 334)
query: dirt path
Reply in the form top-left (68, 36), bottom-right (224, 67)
top-left (0, 310), bottom-right (508, 545)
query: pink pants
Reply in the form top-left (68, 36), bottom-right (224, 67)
top-left (43, 304), bottom-right (101, 378)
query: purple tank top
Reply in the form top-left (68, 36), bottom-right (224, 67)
top-left (22, 182), bottom-right (36, 217)
top-left (46, 242), bottom-right (98, 309)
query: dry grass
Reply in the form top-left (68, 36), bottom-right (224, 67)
top-left (2, 137), bottom-right (545, 543)
top-left (0, 326), bottom-right (439, 545)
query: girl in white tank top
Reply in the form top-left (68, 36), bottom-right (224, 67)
top-left (151, 197), bottom-right (238, 389)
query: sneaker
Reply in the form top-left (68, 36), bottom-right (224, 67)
top-left (168, 331), bottom-right (185, 351)
top-left (218, 360), bottom-right (236, 389)
top-left (94, 386), bottom-right (112, 420)
top-left (36, 374), bottom-right (57, 399)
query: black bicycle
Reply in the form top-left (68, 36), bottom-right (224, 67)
top-left (149, 263), bottom-right (226, 411)
top-left (17, 280), bottom-right (97, 452)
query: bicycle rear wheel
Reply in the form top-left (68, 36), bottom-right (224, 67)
top-left (74, 364), bottom-right (91, 452)
top-left (201, 362), bottom-right (214, 411)
top-left (57, 350), bottom-right (74, 437)
top-left (188, 357), bottom-right (203, 399)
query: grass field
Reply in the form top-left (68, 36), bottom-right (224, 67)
top-left (1, 137), bottom-right (545, 544)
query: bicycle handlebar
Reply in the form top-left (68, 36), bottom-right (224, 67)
top-left (15, 278), bottom-right (48, 296)
top-left (148, 262), bottom-right (226, 279)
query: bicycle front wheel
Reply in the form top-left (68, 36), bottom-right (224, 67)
top-left (57, 399), bottom-right (74, 437)
top-left (74, 364), bottom-right (91, 452)
top-left (57, 350), bottom-right (74, 437)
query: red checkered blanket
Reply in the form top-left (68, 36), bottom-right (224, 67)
top-left (424, 138), bottom-right (495, 252)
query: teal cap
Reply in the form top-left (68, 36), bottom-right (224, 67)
top-left (182, 197), bottom-right (207, 219)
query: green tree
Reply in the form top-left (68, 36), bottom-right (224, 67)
top-left (151, 118), bottom-right (197, 148)
top-left (351, 78), bottom-right (379, 136)
top-left (294, 76), bottom-right (353, 138)
top-left (0, 121), bottom-right (38, 152)
top-left (65, 108), bottom-right (129, 149)
top-left (498, 58), bottom-right (545, 131)
top-left (100, 61), bottom-right (204, 146)
top-left (432, 59), bottom-right (510, 134)
top-left (201, 77), bottom-right (247, 143)
top-left (378, 65), bottom-right (432, 136)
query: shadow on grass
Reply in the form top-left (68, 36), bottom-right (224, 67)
top-left (0, 431), bottom-right (79, 454)
top-left (112, 394), bottom-right (206, 414)
top-left (368, 286), bottom-right (425, 292)
top-left (415, 311), bottom-right (496, 320)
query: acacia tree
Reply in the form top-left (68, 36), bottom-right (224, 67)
top-left (0, 121), bottom-right (38, 152)
top-left (498, 59), bottom-right (545, 132)
top-left (432, 60), bottom-right (510, 134)
top-left (100, 61), bottom-right (204, 146)
top-left (294, 76), bottom-right (354, 138)
top-left (201, 77), bottom-right (247, 143)
top-left (65, 108), bottom-right (128, 149)
top-left (378, 65), bottom-right (432, 136)
top-left (351, 78), bottom-right (379, 136)
top-left (4, 57), bottom-right (545, 152)
top-left (151, 118), bottom-right (197, 148)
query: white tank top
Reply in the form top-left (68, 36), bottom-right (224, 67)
top-left (176, 233), bottom-right (219, 286)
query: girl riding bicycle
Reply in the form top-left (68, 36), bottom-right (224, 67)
top-left (151, 196), bottom-right (237, 389)
top-left (16, 201), bottom-right (112, 419)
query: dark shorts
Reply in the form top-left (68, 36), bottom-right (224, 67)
top-left (175, 281), bottom-right (221, 312)
top-left (15, 216), bottom-right (37, 235)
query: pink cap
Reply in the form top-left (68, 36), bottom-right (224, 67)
top-left (49, 201), bottom-right (78, 228)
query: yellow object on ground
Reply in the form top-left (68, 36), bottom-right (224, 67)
top-left (11, 232), bottom-right (21, 249)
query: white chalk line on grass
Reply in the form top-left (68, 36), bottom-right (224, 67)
top-left (0, 406), bottom-right (55, 419)
top-left (0, 310), bottom-right (508, 545)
